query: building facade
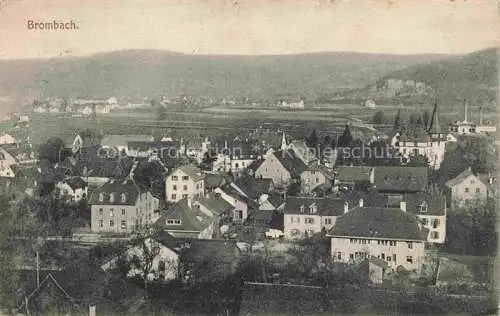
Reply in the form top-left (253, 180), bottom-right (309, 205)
top-left (165, 165), bottom-right (205, 203)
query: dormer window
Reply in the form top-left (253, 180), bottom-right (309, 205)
top-left (109, 193), bottom-right (115, 203)
top-left (418, 201), bottom-right (428, 213)
top-left (120, 193), bottom-right (126, 203)
top-left (166, 219), bottom-right (182, 225)
top-left (309, 203), bottom-right (317, 214)
top-left (98, 193), bottom-right (104, 202)
top-left (299, 205), bottom-right (305, 213)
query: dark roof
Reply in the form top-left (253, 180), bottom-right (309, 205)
top-left (335, 166), bottom-right (373, 183)
top-left (63, 177), bottom-right (87, 190)
top-left (247, 159), bottom-right (264, 172)
top-left (284, 196), bottom-right (346, 216)
top-left (341, 191), bottom-right (389, 208)
top-left (89, 180), bottom-right (142, 206)
top-left (274, 150), bottom-right (308, 177)
top-left (445, 167), bottom-right (482, 188)
top-left (267, 192), bottom-right (285, 208)
top-left (127, 141), bottom-right (179, 152)
top-left (233, 176), bottom-right (273, 200)
top-left (330, 207), bottom-right (427, 241)
top-left (252, 209), bottom-right (274, 222)
top-left (199, 194), bottom-right (234, 215)
top-left (374, 166), bottom-right (428, 192)
top-left (155, 200), bottom-right (211, 232)
top-left (401, 193), bottom-right (446, 216)
top-left (307, 164), bottom-right (335, 179)
top-left (204, 173), bottom-right (228, 189)
top-left (77, 147), bottom-right (135, 179)
top-left (223, 186), bottom-right (259, 209)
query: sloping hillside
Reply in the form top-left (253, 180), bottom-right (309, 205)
top-left (339, 48), bottom-right (498, 108)
top-left (0, 50), bottom-right (447, 107)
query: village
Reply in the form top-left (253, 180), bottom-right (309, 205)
top-left (0, 96), bottom-right (497, 315)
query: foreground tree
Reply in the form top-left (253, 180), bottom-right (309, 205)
top-left (371, 110), bottom-right (385, 125)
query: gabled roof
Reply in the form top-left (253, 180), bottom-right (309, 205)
top-left (62, 177), bottom-right (87, 190)
top-left (100, 135), bottom-right (153, 148)
top-left (89, 180), bottom-right (141, 206)
top-left (199, 194), bottom-right (235, 216)
top-left (233, 176), bottom-right (273, 200)
top-left (374, 166), bottom-right (428, 192)
top-left (305, 164), bottom-right (335, 179)
top-left (274, 150), bottom-right (308, 177)
top-left (284, 196), bottom-right (346, 216)
top-left (267, 192), bottom-right (285, 208)
top-left (445, 167), bottom-right (483, 188)
top-left (76, 147), bottom-right (135, 179)
top-left (204, 173), bottom-right (229, 189)
top-left (175, 165), bottom-right (205, 182)
top-left (335, 166), bottom-right (373, 183)
top-left (155, 199), bottom-right (211, 232)
top-left (247, 159), bottom-right (264, 173)
top-left (401, 193), bottom-right (446, 216)
top-left (330, 207), bottom-right (427, 241)
top-left (127, 141), bottom-right (180, 152)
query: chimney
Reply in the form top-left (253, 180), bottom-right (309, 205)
top-left (400, 201), bottom-right (406, 212)
top-left (343, 202), bottom-right (349, 214)
top-left (359, 198), bottom-right (364, 208)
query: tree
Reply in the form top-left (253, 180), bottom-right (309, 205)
top-left (338, 124), bottom-right (353, 148)
top-left (422, 110), bottom-right (430, 130)
top-left (200, 151), bottom-right (216, 171)
top-left (393, 109), bottom-right (402, 131)
top-left (306, 130), bottom-right (319, 149)
top-left (371, 111), bottom-right (385, 125)
top-left (38, 137), bottom-right (68, 164)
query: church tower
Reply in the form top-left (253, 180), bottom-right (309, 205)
top-left (280, 131), bottom-right (287, 150)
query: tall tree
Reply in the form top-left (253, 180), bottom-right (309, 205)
top-left (38, 137), bottom-right (67, 164)
top-left (422, 110), bottom-right (430, 130)
top-left (307, 130), bottom-right (319, 148)
top-left (371, 110), bottom-right (385, 125)
top-left (393, 109), bottom-right (402, 131)
top-left (338, 125), bottom-right (353, 148)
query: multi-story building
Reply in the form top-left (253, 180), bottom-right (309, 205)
top-left (328, 203), bottom-right (428, 272)
top-left (165, 165), bottom-right (205, 203)
top-left (90, 180), bottom-right (159, 233)
top-left (445, 167), bottom-right (489, 207)
top-left (300, 164), bottom-right (335, 195)
top-left (283, 197), bottom-right (348, 239)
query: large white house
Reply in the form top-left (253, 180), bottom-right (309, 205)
top-left (328, 203), bottom-right (428, 272)
top-left (165, 165), bottom-right (205, 203)
top-left (283, 197), bottom-right (348, 239)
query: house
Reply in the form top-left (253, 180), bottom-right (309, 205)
top-left (0, 133), bottom-right (17, 145)
top-left (214, 187), bottom-right (249, 223)
top-left (165, 165), bottom-right (205, 203)
top-left (283, 196), bottom-right (348, 239)
top-left (258, 193), bottom-right (285, 212)
top-left (56, 177), bottom-right (88, 202)
top-left (328, 204), bottom-right (428, 272)
top-left (101, 231), bottom-right (181, 281)
top-left (373, 166), bottom-right (428, 194)
top-left (300, 164), bottom-right (335, 194)
top-left (252, 149), bottom-right (308, 188)
top-left (334, 166), bottom-right (374, 188)
top-left (198, 193), bottom-right (236, 226)
top-left (155, 199), bottom-right (214, 239)
top-left (230, 176), bottom-right (274, 201)
top-left (204, 173), bottom-right (231, 193)
top-left (127, 141), bottom-right (180, 158)
top-left (445, 167), bottom-right (488, 207)
top-left (287, 139), bottom-right (317, 165)
top-left (71, 131), bottom-right (102, 154)
top-left (77, 150), bottom-right (135, 187)
top-left (100, 135), bottom-right (154, 154)
top-left (89, 180), bottom-right (160, 233)
top-left (0, 146), bottom-right (18, 171)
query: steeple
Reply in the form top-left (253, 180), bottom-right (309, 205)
top-left (280, 131), bottom-right (287, 150)
top-left (464, 100), bottom-right (468, 122)
top-left (428, 99), bottom-right (441, 134)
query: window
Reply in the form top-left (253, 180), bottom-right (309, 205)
top-left (389, 241), bottom-right (397, 246)
top-left (120, 193), bottom-right (126, 203)
top-left (421, 218), bottom-right (428, 225)
top-left (407, 242), bottom-right (413, 249)
top-left (171, 175), bottom-right (178, 181)
top-left (350, 253), bottom-right (354, 260)
top-left (315, 178), bottom-right (319, 183)
top-left (387, 256), bottom-right (391, 262)
top-left (418, 201), bottom-right (428, 213)
top-left (109, 209), bottom-right (115, 217)
top-left (121, 209), bottom-right (126, 215)
top-left (183, 185), bottom-right (188, 191)
top-left (381, 253), bottom-right (385, 260)
top-left (171, 194), bottom-right (177, 200)
top-left (121, 220), bottom-right (126, 230)
top-left (392, 254), bottom-right (396, 262)
top-left (431, 231), bottom-right (439, 239)
top-left (432, 218), bottom-right (440, 228)
top-left (109, 220), bottom-right (114, 227)
top-left (406, 256), bottom-right (413, 263)
top-left (464, 187), bottom-right (469, 193)
top-left (476, 188), bottom-right (480, 193)
top-left (109, 193), bottom-right (115, 203)
top-left (182, 176), bottom-right (189, 181)
top-left (324, 218), bottom-right (332, 225)
top-left (299, 205), bottom-right (305, 213)
top-left (305, 218), bottom-right (315, 224)
top-left (98, 208), bottom-right (103, 216)
top-left (195, 183), bottom-right (199, 189)
top-left (173, 185), bottom-right (177, 191)
top-left (166, 219), bottom-right (182, 225)
top-left (182, 194), bottom-right (188, 199)
top-left (99, 220), bottom-right (103, 227)
top-left (337, 252), bottom-right (341, 260)
top-left (99, 193), bottom-right (104, 202)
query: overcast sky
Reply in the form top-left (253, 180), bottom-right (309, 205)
top-left (0, 0), bottom-right (498, 59)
